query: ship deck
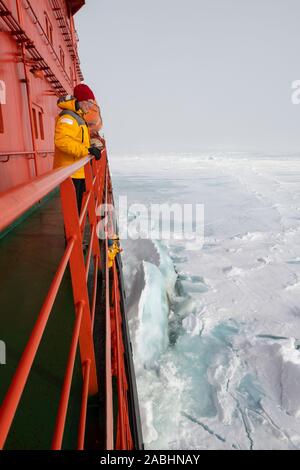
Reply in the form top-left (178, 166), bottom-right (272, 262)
top-left (0, 192), bottom-right (105, 449)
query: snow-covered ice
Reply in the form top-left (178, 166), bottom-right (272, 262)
top-left (110, 152), bottom-right (300, 450)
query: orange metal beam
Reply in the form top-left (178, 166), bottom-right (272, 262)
top-left (77, 359), bottom-right (91, 450)
top-left (91, 255), bottom-right (99, 332)
top-left (52, 301), bottom-right (84, 450)
top-left (85, 223), bottom-right (96, 280)
top-left (84, 161), bottom-right (101, 268)
top-left (113, 263), bottom-right (126, 449)
top-left (104, 169), bottom-right (114, 450)
top-left (60, 177), bottom-right (98, 396)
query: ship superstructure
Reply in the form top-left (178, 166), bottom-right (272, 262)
top-left (0, 0), bottom-right (143, 450)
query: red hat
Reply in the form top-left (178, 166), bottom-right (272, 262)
top-left (74, 83), bottom-right (95, 101)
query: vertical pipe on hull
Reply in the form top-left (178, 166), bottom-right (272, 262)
top-left (15, 0), bottom-right (39, 177)
top-left (69, 15), bottom-right (79, 86)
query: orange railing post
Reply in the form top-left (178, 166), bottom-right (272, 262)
top-left (52, 301), bottom-right (85, 449)
top-left (59, 177), bottom-right (98, 396)
top-left (104, 168), bottom-right (114, 450)
top-left (108, 185), bottom-right (134, 450)
top-left (83, 160), bottom-right (101, 277)
top-left (77, 358), bottom-right (91, 450)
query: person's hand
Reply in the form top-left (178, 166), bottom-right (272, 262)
top-left (89, 147), bottom-right (101, 161)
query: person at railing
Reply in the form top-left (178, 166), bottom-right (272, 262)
top-left (108, 235), bottom-right (123, 268)
top-left (83, 90), bottom-right (105, 153)
top-left (53, 84), bottom-right (101, 212)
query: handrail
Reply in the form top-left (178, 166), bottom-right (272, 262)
top-left (0, 150), bottom-right (54, 157)
top-left (0, 156), bottom-right (91, 233)
top-left (0, 153), bottom-right (98, 449)
top-left (0, 151), bottom-right (54, 163)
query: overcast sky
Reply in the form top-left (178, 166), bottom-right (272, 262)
top-left (76, 0), bottom-right (300, 155)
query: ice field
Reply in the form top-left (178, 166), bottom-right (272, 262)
top-left (110, 153), bottom-right (300, 450)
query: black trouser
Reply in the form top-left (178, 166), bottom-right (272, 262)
top-left (64, 179), bottom-right (86, 248)
top-left (72, 178), bottom-right (86, 214)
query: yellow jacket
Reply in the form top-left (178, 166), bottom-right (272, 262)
top-left (108, 237), bottom-right (122, 268)
top-left (53, 96), bottom-right (90, 179)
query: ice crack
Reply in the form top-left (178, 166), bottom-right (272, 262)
top-left (182, 412), bottom-right (226, 444)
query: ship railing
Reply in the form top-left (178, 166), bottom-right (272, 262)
top-left (0, 148), bottom-right (133, 450)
